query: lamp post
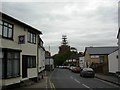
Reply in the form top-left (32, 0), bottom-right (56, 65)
top-left (49, 45), bottom-right (51, 71)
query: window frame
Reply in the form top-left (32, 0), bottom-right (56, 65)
top-left (0, 20), bottom-right (14, 40)
top-left (1, 48), bottom-right (21, 79)
top-left (99, 56), bottom-right (105, 64)
top-left (27, 56), bottom-right (36, 68)
top-left (27, 31), bottom-right (36, 44)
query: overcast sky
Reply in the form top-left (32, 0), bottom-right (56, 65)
top-left (1, 0), bottom-right (119, 55)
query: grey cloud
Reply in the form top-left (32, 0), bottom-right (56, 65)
top-left (1, 1), bottom-right (119, 55)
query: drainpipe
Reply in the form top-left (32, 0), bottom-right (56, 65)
top-left (36, 35), bottom-right (39, 82)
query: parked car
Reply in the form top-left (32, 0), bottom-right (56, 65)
top-left (69, 66), bottom-right (76, 71)
top-left (80, 68), bottom-right (95, 78)
top-left (63, 65), bottom-right (69, 69)
top-left (58, 66), bottom-right (64, 69)
top-left (72, 67), bottom-right (81, 73)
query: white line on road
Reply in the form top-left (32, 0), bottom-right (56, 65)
top-left (70, 76), bottom-right (81, 84)
top-left (74, 79), bottom-right (81, 84)
top-left (49, 79), bottom-right (52, 88)
top-left (46, 77), bottom-right (48, 89)
top-left (82, 84), bottom-right (93, 90)
top-left (52, 82), bottom-right (55, 90)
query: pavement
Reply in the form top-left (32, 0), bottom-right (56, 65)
top-left (95, 73), bottom-right (120, 86)
top-left (21, 70), bottom-right (53, 89)
top-left (4, 71), bottom-right (53, 90)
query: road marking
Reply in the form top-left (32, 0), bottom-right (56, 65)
top-left (49, 79), bottom-right (53, 88)
top-left (49, 78), bottom-right (56, 90)
top-left (52, 82), bottom-right (55, 90)
top-left (46, 77), bottom-right (48, 89)
top-left (70, 76), bottom-right (81, 84)
top-left (82, 84), bottom-right (93, 90)
top-left (74, 79), bottom-right (81, 84)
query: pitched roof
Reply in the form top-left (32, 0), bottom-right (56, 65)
top-left (1, 12), bottom-right (42, 34)
top-left (84, 46), bottom-right (118, 55)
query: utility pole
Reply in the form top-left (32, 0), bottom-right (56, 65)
top-left (49, 45), bottom-right (51, 71)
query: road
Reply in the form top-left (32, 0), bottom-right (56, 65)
top-left (50, 68), bottom-right (120, 89)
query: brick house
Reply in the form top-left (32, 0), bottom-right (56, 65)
top-left (84, 46), bottom-right (118, 74)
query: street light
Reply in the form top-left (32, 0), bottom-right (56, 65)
top-left (49, 45), bottom-right (51, 71)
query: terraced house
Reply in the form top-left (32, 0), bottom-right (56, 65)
top-left (0, 12), bottom-right (45, 87)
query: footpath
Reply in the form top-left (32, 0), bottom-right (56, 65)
top-left (21, 71), bottom-right (53, 89)
top-left (4, 71), bottom-right (53, 90)
top-left (95, 73), bottom-right (120, 86)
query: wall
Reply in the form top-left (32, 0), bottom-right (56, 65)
top-left (108, 50), bottom-right (118, 73)
top-left (103, 55), bottom-right (109, 74)
top-left (45, 58), bottom-right (54, 65)
top-left (90, 57), bottom-right (99, 64)
top-left (1, 17), bottom-right (39, 85)
top-left (84, 52), bottom-right (100, 67)
top-left (84, 52), bottom-right (91, 67)
top-left (38, 47), bottom-right (45, 72)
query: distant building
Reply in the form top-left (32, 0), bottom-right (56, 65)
top-left (38, 37), bottom-right (45, 79)
top-left (84, 46), bottom-right (118, 74)
top-left (45, 51), bottom-right (54, 71)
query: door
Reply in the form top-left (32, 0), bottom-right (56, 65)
top-left (22, 55), bottom-right (27, 78)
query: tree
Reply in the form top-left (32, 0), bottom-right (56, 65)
top-left (53, 50), bottom-right (71, 66)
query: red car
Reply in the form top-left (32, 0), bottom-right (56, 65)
top-left (72, 67), bottom-right (81, 73)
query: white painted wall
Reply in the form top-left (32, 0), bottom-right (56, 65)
top-left (45, 58), bottom-right (54, 65)
top-left (1, 17), bottom-right (40, 85)
top-left (0, 19), bottom-right (22, 86)
top-left (2, 77), bottom-right (20, 86)
top-left (108, 50), bottom-right (118, 73)
top-left (38, 47), bottom-right (45, 72)
top-left (27, 68), bottom-right (37, 78)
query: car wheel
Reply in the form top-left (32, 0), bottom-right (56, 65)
top-left (81, 74), bottom-right (84, 77)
